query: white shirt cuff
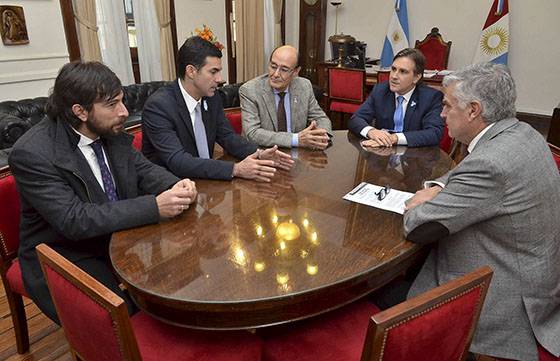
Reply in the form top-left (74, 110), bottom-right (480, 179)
top-left (423, 181), bottom-right (445, 189)
top-left (360, 126), bottom-right (374, 138)
top-left (395, 133), bottom-right (408, 145)
top-left (291, 133), bottom-right (299, 147)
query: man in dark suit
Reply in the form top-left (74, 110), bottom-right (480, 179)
top-left (348, 48), bottom-right (444, 148)
top-left (9, 62), bottom-right (197, 323)
top-left (142, 36), bottom-right (293, 181)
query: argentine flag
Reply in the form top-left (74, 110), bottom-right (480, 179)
top-left (473, 0), bottom-right (509, 64)
top-left (380, 0), bottom-right (409, 68)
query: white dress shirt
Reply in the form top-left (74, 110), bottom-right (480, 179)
top-left (73, 128), bottom-right (115, 191)
top-left (178, 79), bottom-right (202, 129)
top-left (361, 86), bottom-right (416, 145)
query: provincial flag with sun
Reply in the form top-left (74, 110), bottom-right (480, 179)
top-left (473, 0), bottom-right (509, 64)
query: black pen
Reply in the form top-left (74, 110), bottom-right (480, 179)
top-left (349, 182), bottom-right (367, 195)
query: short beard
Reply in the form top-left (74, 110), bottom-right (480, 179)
top-left (86, 114), bottom-right (123, 138)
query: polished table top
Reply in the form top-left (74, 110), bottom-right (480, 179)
top-left (110, 131), bottom-right (455, 329)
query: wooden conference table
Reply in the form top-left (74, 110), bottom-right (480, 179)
top-left (110, 131), bottom-right (455, 330)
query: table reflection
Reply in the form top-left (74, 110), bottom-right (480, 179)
top-left (110, 130), bottom-right (455, 329)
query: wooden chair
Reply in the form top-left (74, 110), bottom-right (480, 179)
top-left (0, 165), bottom-right (30, 354)
top-left (126, 123), bottom-right (143, 151)
top-left (377, 69), bottom-right (391, 84)
top-left (36, 243), bottom-right (263, 361)
top-left (549, 142), bottom-right (560, 171)
top-left (328, 67), bottom-right (367, 127)
top-left (263, 266), bottom-right (493, 361)
top-left (415, 27), bottom-right (452, 71)
top-left (224, 107), bottom-right (243, 134)
top-left (439, 123), bottom-right (453, 154)
top-left (547, 103), bottom-right (560, 148)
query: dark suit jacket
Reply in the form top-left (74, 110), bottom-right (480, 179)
top-left (8, 117), bottom-right (179, 321)
top-left (348, 82), bottom-right (444, 147)
top-left (142, 81), bottom-right (257, 180)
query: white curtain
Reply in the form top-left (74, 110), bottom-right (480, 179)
top-left (131, 0), bottom-right (163, 81)
top-left (95, 0), bottom-right (135, 85)
top-left (264, 0), bottom-right (275, 68)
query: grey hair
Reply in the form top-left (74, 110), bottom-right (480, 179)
top-left (442, 62), bottom-right (516, 124)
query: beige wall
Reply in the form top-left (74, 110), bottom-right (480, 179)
top-left (324, 0), bottom-right (560, 115)
top-left (1, 0), bottom-right (558, 116)
top-left (174, 0), bottom-right (230, 82)
top-left (0, 0), bottom-right (69, 101)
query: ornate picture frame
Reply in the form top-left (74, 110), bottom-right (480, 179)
top-left (0, 5), bottom-right (29, 46)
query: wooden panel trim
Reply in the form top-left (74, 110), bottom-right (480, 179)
top-left (59, 0), bottom-right (81, 62)
top-left (170, 0), bottom-right (179, 65)
top-left (545, 107), bottom-right (560, 147)
top-left (516, 111), bottom-right (551, 139)
top-left (225, 0), bottom-right (236, 83)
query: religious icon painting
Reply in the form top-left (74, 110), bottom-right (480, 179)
top-left (0, 5), bottom-right (29, 45)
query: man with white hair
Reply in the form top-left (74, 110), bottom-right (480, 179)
top-left (404, 62), bottom-right (560, 361)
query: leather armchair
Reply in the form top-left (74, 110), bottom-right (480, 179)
top-left (0, 81), bottom-right (246, 167)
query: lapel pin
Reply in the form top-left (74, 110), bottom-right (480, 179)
top-left (410, 101), bottom-right (416, 107)
top-left (203, 100), bottom-right (208, 111)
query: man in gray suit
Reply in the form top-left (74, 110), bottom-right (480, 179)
top-left (240, 45), bottom-right (332, 150)
top-left (9, 62), bottom-right (197, 323)
top-left (404, 63), bottom-right (560, 361)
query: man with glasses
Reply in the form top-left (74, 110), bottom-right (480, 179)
top-left (404, 63), bottom-right (560, 361)
top-left (240, 45), bottom-right (332, 150)
top-left (142, 36), bottom-right (293, 181)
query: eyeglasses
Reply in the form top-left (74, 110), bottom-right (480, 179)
top-left (375, 185), bottom-right (391, 201)
top-left (268, 62), bottom-right (295, 77)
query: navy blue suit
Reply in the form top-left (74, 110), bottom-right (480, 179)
top-left (142, 81), bottom-right (257, 180)
top-left (348, 82), bottom-right (444, 147)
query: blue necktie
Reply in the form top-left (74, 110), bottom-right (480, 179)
top-left (90, 139), bottom-right (118, 201)
top-left (194, 102), bottom-right (210, 159)
top-left (393, 95), bottom-right (405, 132)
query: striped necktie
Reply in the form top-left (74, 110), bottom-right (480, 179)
top-left (90, 139), bottom-right (118, 201)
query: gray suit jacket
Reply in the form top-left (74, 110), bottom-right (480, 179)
top-left (240, 74), bottom-right (332, 147)
top-left (404, 119), bottom-right (560, 361)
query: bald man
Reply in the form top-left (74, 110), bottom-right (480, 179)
top-left (240, 45), bottom-right (332, 149)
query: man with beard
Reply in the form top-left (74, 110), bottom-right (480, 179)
top-left (9, 61), bottom-right (197, 323)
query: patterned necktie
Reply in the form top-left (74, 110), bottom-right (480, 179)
top-left (194, 102), bottom-right (210, 159)
top-left (393, 95), bottom-right (405, 132)
top-left (90, 139), bottom-right (118, 201)
top-left (277, 92), bottom-right (287, 132)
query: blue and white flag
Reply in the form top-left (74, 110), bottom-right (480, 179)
top-left (473, 0), bottom-right (509, 64)
top-left (380, 0), bottom-right (409, 68)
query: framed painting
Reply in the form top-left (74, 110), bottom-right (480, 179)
top-left (1, 5), bottom-right (29, 45)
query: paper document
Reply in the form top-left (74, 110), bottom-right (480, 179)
top-left (343, 182), bottom-right (414, 215)
top-left (423, 69), bottom-right (453, 78)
